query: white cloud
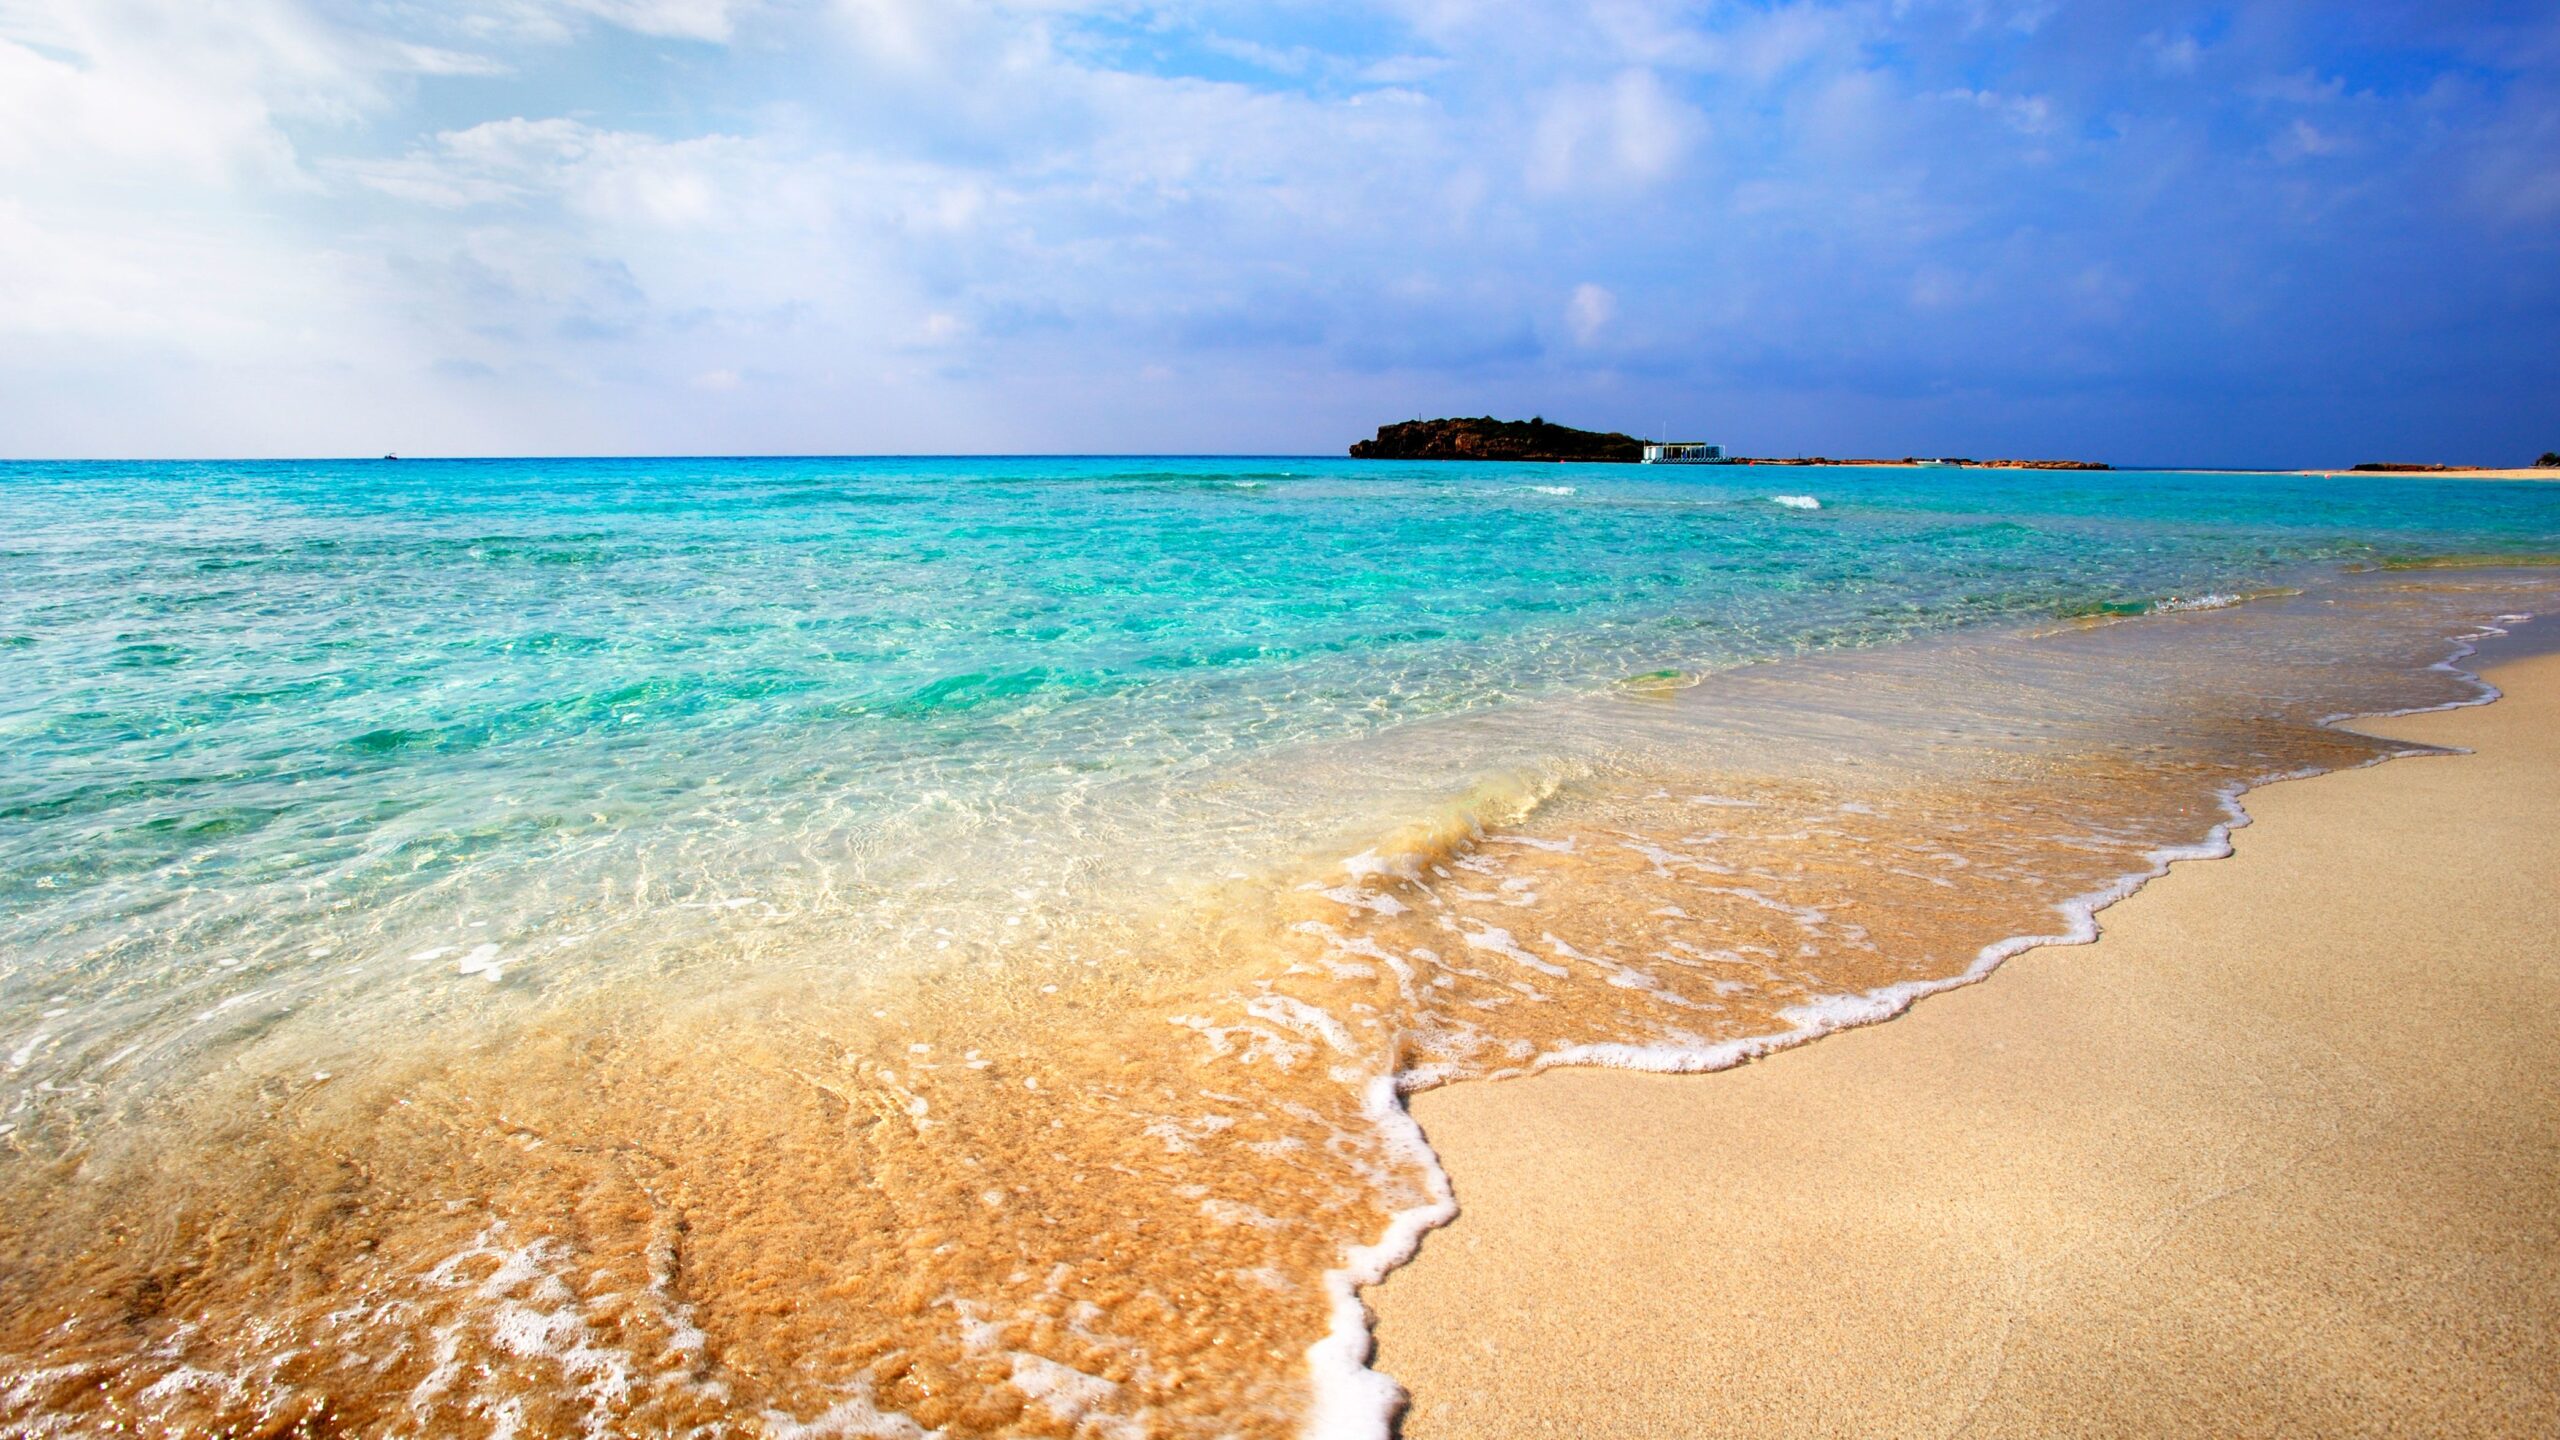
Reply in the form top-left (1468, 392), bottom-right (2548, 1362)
top-left (1565, 282), bottom-right (1616, 345)
top-left (393, 43), bottom-right (514, 78)
top-left (1526, 69), bottom-right (1699, 193)
top-left (1907, 265), bottom-right (1974, 312)
top-left (435, 0), bottom-right (758, 45)
top-left (2272, 117), bottom-right (2346, 161)
top-left (0, 0), bottom-right (368, 187)
top-left (1940, 87), bottom-right (2056, 135)
top-left (2143, 29), bottom-right (2202, 76)
top-left (563, 0), bottom-right (756, 42)
top-left (2249, 70), bottom-right (2349, 106)
top-left (1691, 2), bottom-right (1853, 81)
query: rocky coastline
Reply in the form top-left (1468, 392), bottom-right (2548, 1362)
top-left (1348, 416), bottom-right (1643, 463)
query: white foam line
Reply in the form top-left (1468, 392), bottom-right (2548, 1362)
top-left (1300, 608), bottom-right (2535, 1440)
top-left (1533, 784), bottom-right (2254, 1078)
top-left (1303, 1075), bottom-right (1457, 1440)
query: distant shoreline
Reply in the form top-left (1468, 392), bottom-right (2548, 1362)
top-left (1747, 461), bottom-right (2557, 478)
top-left (1716, 456), bottom-right (2110, 470)
top-left (2289, 466), bottom-right (2560, 481)
top-left (1344, 418), bottom-right (2556, 476)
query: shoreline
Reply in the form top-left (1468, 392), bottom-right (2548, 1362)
top-left (2295, 466), bottom-right (2560, 481)
top-left (1368, 643), bottom-right (2560, 1436)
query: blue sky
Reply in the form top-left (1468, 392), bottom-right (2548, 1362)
top-left (1, 1), bottom-right (2553, 464)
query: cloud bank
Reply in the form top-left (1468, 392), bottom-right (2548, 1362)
top-left (1, 0), bottom-right (2553, 463)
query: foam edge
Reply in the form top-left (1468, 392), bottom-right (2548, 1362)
top-left (1302, 1075), bottom-right (1458, 1440)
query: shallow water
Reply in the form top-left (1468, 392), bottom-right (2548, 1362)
top-left (2, 458), bottom-right (2557, 1436)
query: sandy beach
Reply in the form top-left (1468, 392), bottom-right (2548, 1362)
top-left (2298, 467), bottom-right (2560, 481)
top-left (1371, 649), bottom-right (2560, 1437)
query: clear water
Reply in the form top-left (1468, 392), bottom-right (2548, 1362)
top-left (3, 457), bottom-right (2558, 1437)
top-left (9, 457), bottom-right (2556, 1007)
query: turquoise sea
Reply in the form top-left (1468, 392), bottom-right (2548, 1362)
top-left (4, 456), bottom-right (2559, 1438)
top-left (9, 456), bottom-right (2557, 985)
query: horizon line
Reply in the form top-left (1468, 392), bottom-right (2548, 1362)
top-left (0, 453), bottom-right (2531, 475)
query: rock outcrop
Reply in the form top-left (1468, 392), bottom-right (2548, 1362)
top-left (1350, 417), bottom-right (1643, 463)
top-left (1349, 419), bottom-right (2114, 469)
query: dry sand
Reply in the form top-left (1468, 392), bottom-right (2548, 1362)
top-left (1369, 652), bottom-right (2560, 1439)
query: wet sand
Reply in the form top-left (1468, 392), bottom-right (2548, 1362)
top-left (1370, 651), bottom-right (2560, 1438)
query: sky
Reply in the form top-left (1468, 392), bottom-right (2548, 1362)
top-left (0, 1), bottom-right (2554, 464)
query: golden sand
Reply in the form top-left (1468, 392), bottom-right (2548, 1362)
top-left (1371, 652), bottom-right (2560, 1438)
